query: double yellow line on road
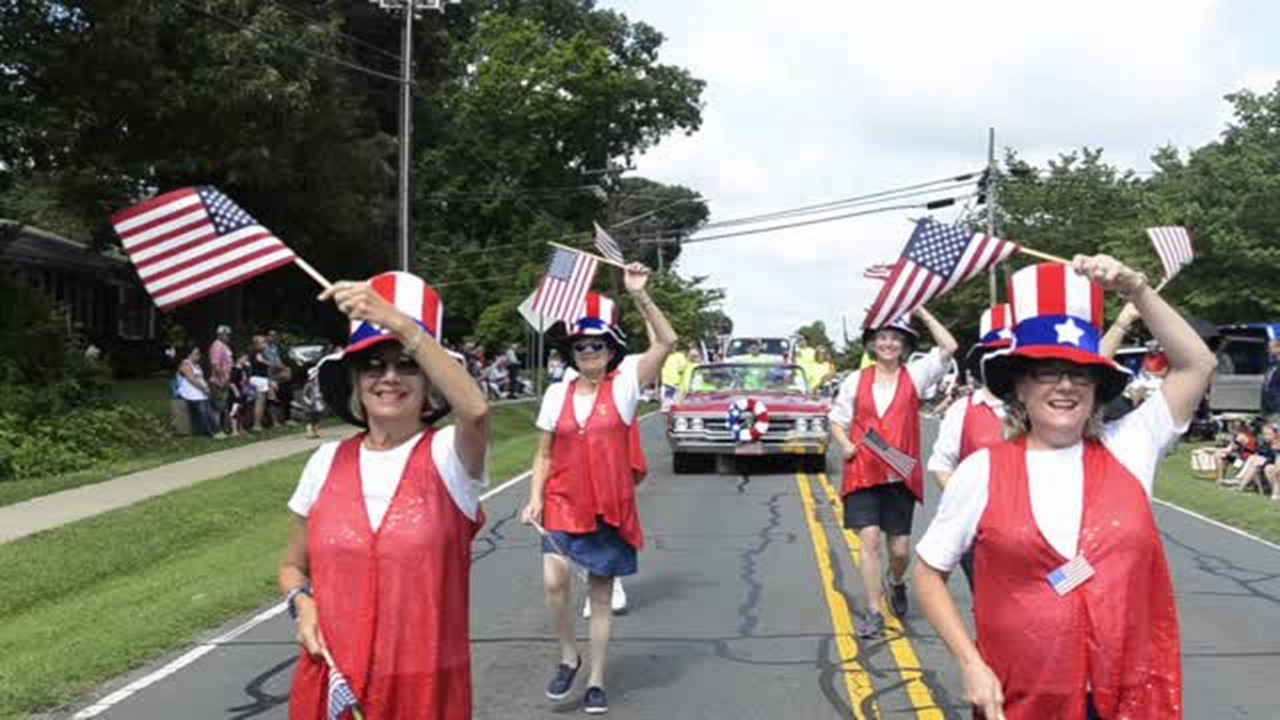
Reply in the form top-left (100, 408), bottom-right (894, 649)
top-left (795, 472), bottom-right (945, 720)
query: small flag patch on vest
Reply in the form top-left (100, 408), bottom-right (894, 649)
top-left (1047, 555), bottom-right (1095, 596)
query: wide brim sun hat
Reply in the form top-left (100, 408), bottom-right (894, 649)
top-left (862, 315), bottom-right (919, 355)
top-left (984, 263), bottom-right (1131, 404)
top-left (317, 271), bottom-right (451, 428)
top-left (560, 293), bottom-right (628, 373)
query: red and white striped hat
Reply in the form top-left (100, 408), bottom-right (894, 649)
top-left (978, 303), bottom-right (1013, 349)
top-left (319, 271), bottom-right (450, 427)
top-left (567, 293), bottom-right (627, 348)
top-left (985, 263), bottom-right (1130, 401)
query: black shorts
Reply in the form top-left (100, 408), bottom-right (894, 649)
top-left (843, 483), bottom-right (916, 536)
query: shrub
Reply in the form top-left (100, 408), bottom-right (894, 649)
top-left (0, 407), bottom-right (172, 481)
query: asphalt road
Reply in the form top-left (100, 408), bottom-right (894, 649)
top-left (59, 415), bottom-right (1280, 719)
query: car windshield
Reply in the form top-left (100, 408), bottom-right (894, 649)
top-left (688, 364), bottom-right (808, 393)
top-left (727, 338), bottom-right (791, 356)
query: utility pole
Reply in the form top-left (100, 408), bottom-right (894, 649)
top-left (985, 127), bottom-right (999, 304)
top-left (370, 0), bottom-right (461, 271)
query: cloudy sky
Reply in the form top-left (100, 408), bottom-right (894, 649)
top-left (605, 0), bottom-right (1280, 343)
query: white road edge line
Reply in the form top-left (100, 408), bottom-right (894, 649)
top-left (72, 409), bottom-right (661, 717)
top-left (73, 602), bottom-right (288, 718)
top-left (1153, 497), bottom-right (1280, 553)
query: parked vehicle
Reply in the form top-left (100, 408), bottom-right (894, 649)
top-left (1209, 323), bottom-right (1280, 413)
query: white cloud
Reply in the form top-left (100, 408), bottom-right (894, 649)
top-left (608, 0), bottom-right (1273, 340)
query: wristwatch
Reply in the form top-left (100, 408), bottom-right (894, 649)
top-left (286, 586), bottom-right (312, 620)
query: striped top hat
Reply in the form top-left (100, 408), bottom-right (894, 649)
top-left (985, 263), bottom-right (1131, 402)
top-left (964, 303), bottom-right (1013, 387)
top-left (563, 293), bottom-right (627, 372)
top-left (862, 315), bottom-right (919, 351)
top-left (318, 271), bottom-right (450, 427)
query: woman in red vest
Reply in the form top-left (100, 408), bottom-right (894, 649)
top-left (915, 255), bottom-right (1216, 720)
top-left (829, 307), bottom-right (958, 638)
top-left (926, 303), bottom-right (1013, 588)
top-left (279, 272), bottom-right (491, 720)
top-left (521, 263), bottom-right (676, 714)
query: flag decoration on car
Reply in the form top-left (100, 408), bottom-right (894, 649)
top-left (530, 246), bottom-right (599, 325)
top-left (861, 428), bottom-right (918, 479)
top-left (110, 186), bottom-right (297, 310)
top-left (863, 219), bottom-right (1019, 329)
top-left (1145, 226), bottom-right (1195, 281)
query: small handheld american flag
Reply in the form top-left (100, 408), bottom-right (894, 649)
top-left (1145, 226), bottom-right (1194, 282)
top-left (530, 247), bottom-right (599, 325)
top-left (863, 263), bottom-right (894, 281)
top-left (326, 658), bottom-right (363, 720)
top-left (593, 222), bottom-right (625, 264)
top-left (110, 186), bottom-right (298, 311)
top-left (861, 428), bottom-right (918, 479)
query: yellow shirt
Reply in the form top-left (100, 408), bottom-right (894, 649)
top-left (661, 351), bottom-right (689, 386)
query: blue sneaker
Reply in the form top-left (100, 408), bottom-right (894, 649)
top-left (583, 686), bottom-right (608, 714)
top-left (545, 656), bottom-right (581, 701)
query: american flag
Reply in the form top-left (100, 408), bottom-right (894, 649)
top-left (1145, 226), bottom-right (1194, 281)
top-left (327, 662), bottom-right (362, 720)
top-left (863, 219), bottom-right (1018, 330)
top-left (863, 263), bottom-right (894, 281)
top-left (530, 247), bottom-right (599, 325)
top-left (110, 186), bottom-right (296, 311)
top-left (593, 222), bottom-right (625, 264)
top-left (1047, 554), bottom-right (1096, 596)
top-left (861, 428), bottom-right (917, 479)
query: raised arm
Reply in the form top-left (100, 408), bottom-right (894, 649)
top-left (626, 263), bottom-right (678, 386)
top-left (914, 306), bottom-right (959, 359)
top-left (319, 281), bottom-right (491, 478)
top-left (1072, 255), bottom-right (1216, 426)
top-left (1100, 302), bottom-right (1141, 358)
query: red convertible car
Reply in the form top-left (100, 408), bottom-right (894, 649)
top-left (666, 363), bottom-right (831, 474)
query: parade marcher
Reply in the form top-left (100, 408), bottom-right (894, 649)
top-left (659, 343), bottom-right (690, 412)
top-left (829, 307), bottom-right (957, 637)
top-left (521, 264), bottom-right (676, 714)
top-left (925, 304), bottom-right (1013, 588)
top-left (279, 271), bottom-right (490, 720)
top-left (810, 346), bottom-right (837, 396)
top-left (914, 256), bottom-right (1216, 720)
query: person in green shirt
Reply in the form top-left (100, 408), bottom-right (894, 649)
top-left (660, 345), bottom-right (690, 411)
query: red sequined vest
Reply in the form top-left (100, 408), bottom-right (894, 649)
top-left (842, 366), bottom-right (924, 501)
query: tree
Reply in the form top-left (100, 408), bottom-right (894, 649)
top-left (795, 320), bottom-right (833, 349)
top-left (604, 177), bottom-right (707, 268)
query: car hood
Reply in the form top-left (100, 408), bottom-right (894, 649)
top-left (673, 390), bottom-right (829, 414)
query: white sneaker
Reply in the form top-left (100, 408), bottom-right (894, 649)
top-left (582, 579), bottom-right (629, 618)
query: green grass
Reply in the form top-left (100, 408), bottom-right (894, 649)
top-left (1155, 442), bottom-right (1280, 545)
top-left (0, 403), bottom-right (542, 719)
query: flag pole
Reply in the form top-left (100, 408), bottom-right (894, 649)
top-left (294, 257), bottom-right (333, 291)
top-left (1016, 246), bottom-right (1070, 264)
top-left (320, 648), bottom-right (365, 720)
top-left (985, 127), bottom-right (999, 304)
top-left (548, 240), bottom-right (627, 269)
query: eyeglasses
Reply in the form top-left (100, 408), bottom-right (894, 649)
top-left (572, 339), bottom-right (608, 354)
top-left (1028, 365), bottom-right (1099, 386)
top-left (357, 355), bottom-right (421, 377)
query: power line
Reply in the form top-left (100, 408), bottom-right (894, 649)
top-left (175, 0), bottom-right (407, 84)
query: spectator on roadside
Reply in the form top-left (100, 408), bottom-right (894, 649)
top-left (302, 367), bottom-right (324, 439)
top-left (208, 325), bottom-right (234, 434)
top-left (266, 330), bottom-right (295, 425)
top-left (1229, 423), bottom-right (1278, 494)
top-left (1263, 339), bottom-right (1280, 421)
top-left (175, 346), bottom-right (223, 438)
top-left (232, 352), bottom-right (259, 433)
top-left (250, 335), bottom-right (272, 430)
top-left (1215, 419), bottom-right (1256, 486)
top-left (547, 349), bottom-right (567, 383)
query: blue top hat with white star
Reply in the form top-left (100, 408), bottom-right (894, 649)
top-left (985, 263), bottom-right (1132, 402)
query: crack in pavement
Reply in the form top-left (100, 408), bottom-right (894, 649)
top-left (224, 656), bottom-right (295, 718)
top-left (736, 489), bottom-right (783, 637)
top-left (471, 502), bottom-right (522, 564)
top-left (1160, 530), bottom-right (1280, 606)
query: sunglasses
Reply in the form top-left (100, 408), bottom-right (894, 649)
top-left (572, 339), bottom-right (609, 354)
top-left (357, 355), bottom-right (421, 377)
top-left (1028, 364), bottom-right (1100, 386)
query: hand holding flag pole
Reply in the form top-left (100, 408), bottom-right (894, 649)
top-left (320, 648), bottom-right (364, 720)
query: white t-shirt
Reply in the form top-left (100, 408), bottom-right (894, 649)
top-left (926, 387), bottom-right (1006, 474)
top-left (916, 394), bottom-right (1185, 572)
top-left (287, 426), bottom-right (484, 530)
top-left (828, 348), bottom-right (949, 427)
top-left (536, 355), bottom-right (642, 431)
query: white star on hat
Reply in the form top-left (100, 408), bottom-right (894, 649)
top-left (1055, 318), bottom-right (1086, 346)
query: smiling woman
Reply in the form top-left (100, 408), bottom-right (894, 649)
top-left (914, 255), bottom-right (1217, 720)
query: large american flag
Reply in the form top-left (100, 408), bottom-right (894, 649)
top-left (861, 428), bottom-right (918, 479)
top-left (593, 221), bottom-right (625, 264)
top-left (110, 186), bottom-right (296, 310)
top-left (863, 219), bottom-right (1018, 329)
top-left (530, 247), bottom-right (599, 325)
top-left (1145, 226), bottom-right (1195, 281)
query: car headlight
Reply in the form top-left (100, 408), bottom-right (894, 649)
top-left (794, 417), bottom-right (808, 432)
top-left (691, 417), bottom-right (704, 430)
top-left (674, 417), bottom-right (689, 432)
top-left (811, 417), bottom-right (825, 433)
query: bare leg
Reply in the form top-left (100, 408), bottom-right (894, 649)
top-left (887, 534), bottom-right (912, 583)
top-left (586, 574), bottom-right (613, 688)
top-left (543, 554), bottom-right (577, 665)
top-left (857, 526), bottom-right (885, 612)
